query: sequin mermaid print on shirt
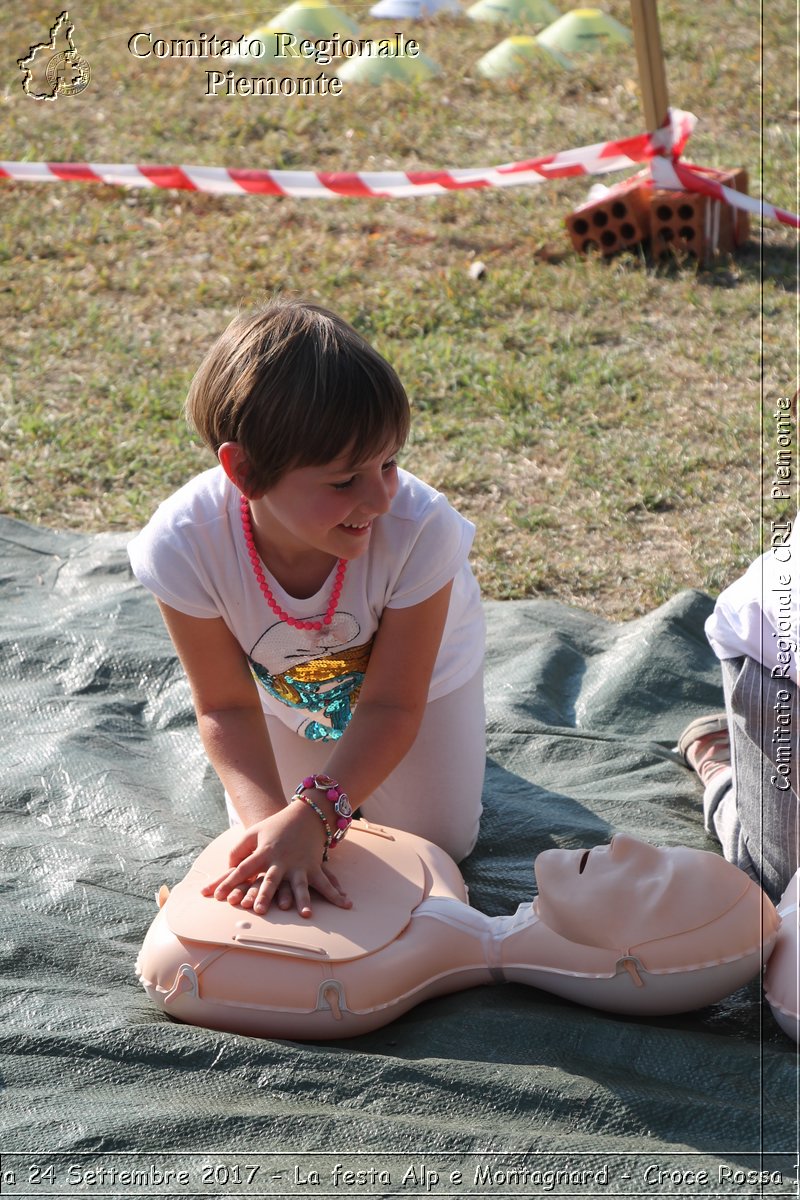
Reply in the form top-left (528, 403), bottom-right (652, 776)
top-left (247, 611), bottom-right (374, 741)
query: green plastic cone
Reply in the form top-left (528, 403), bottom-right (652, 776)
top-left (477, 34), bottom-right (571, 76)
top-left (267, 0), bottom-right (359, 40)
top-left (337, 48), bottom-right (441, 83)
top-left (537, 7), bottom-right (631, 53)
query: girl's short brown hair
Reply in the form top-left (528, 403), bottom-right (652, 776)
top-left (185, 300), bottom-right (411, 494)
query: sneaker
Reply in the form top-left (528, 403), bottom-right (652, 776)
top-left (678, 713), bottom-right (730, 788)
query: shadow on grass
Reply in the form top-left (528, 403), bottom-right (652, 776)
top-left (696, 241), bottom-right (799, 292)
top-left (572, 240), bottom-right (797, 292)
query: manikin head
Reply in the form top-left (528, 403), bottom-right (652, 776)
top-left (533, 833), bottom-right (777, 972)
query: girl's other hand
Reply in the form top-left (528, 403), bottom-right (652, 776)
top-left (200, 803), bottom-right (351, 918)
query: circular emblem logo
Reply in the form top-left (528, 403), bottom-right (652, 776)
top-left (46, 51), bottom-right (91, 96)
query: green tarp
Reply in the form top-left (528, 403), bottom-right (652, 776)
top-left (2, 516), bottom-right (796, 1197)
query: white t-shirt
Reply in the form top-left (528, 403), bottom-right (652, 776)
top-left (705, 518), bottom-right (800, 686)
top-left (128, 467), bottom-right (485, 741)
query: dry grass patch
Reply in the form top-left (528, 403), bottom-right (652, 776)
top-left (1, 0), bottom-right (797, 617)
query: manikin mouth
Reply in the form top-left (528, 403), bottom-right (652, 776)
top-left (578, 850), bottom-right (590, 874)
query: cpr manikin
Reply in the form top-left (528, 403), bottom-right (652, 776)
top-left (137, 823), bottom-right (783, 1041)
top-left (764, 869), bottom-right (800, 1043)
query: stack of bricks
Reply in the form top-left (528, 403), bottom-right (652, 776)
top-left (649, 167), bottom-right (750, 262)
top-left (565, 166), bottom-right (749, 262)
top-left (565, 170), bottom-right (652, 258)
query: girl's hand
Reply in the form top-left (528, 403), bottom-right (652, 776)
top-left (201, 803), bottom-right (351, 918)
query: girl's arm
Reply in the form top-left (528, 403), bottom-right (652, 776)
top-left (156, 601), bottom-right (351, 916)
top-left (204, 580), bottom-right (455, 909)
top-left (323, 579), bottom-right (455, 805)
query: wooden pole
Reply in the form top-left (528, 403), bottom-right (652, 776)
top-left (629, 0), bottom-right (670, 131)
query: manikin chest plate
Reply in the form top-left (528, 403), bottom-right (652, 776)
top-left (163, 821), bottom-right (427, 962)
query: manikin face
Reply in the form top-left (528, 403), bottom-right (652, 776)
top-left (534, 834), bottom-right (747, 952)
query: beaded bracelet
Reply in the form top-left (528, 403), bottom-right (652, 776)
top-left (295, 773), bottom-right (354, 849)
top-left (292, 793), bottom-right (333, 862)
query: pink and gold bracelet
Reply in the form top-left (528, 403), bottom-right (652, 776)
top-left (290, 773), bottom-right (354, 861)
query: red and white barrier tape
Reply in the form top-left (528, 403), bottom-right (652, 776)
top-left (1, 110), bottom-right (695, 199)
top-left (2, 108), bottom-right (797, 227)
top-left (650, 155), bottom-right (800, 231)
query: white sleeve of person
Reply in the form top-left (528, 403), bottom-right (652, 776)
top-left (374, 470), bottom-right (485, 699)
top-left (127, 468), bottom-right (244, 620)
top-left (705, 520), bottom-right (800, 686)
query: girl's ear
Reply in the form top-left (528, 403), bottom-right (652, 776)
top-left (218, 441), bottom-right (257, 496)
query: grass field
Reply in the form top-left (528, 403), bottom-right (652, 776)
top-left (1, 1), bottom-right (797, 618)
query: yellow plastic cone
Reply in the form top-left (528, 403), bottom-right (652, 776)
top-left (338, 48), bottom-right (441, 82)
top-left (268, 0), bottom-right (359, 40)
top-left (477, 33), bottom-right (572, 76)
top-left (537, 7), bottom-right (631, 53)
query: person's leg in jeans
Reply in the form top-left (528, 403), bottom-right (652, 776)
top-left (681, 656), bottom-right (799, 902)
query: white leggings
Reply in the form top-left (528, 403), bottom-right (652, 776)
top-left (225, 669), bottom-right (486, 863)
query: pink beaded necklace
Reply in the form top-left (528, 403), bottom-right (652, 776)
top-left (240, 496), bottom-right (347, 632)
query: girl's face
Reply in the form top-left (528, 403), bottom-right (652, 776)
top-left (253, 444), bottom-right (401, 564)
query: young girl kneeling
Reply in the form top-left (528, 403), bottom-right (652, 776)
top-left (128, 301), bottom-right (485, 917)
